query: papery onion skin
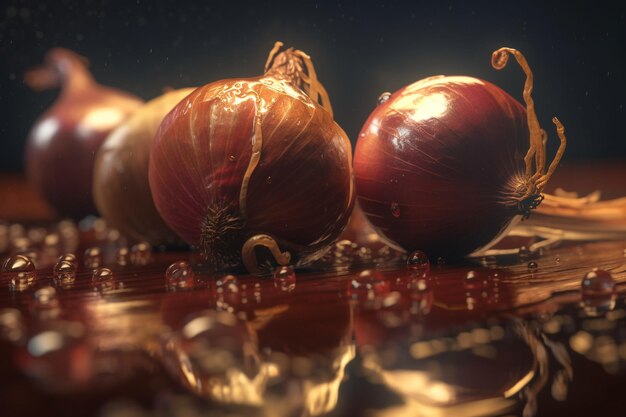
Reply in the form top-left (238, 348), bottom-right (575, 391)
top-left (354, 75), bottom-right (531, 258)
top-left (149, 44), bottom-right (354, 273)
top-left (93, 88), bottom-right (195, 245)
top-left (25, 48), bottom-right (143, 219)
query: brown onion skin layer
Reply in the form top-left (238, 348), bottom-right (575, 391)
top-left (25, 48), bottom-right (143, 219)
top-left (93, 88), bottom-right (195, 245)
top-left (149, 76), bottom-right (354, 266)
top-left (354, 76), bottom-right (529, 258)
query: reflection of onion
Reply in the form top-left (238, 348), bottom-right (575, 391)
top-left (357, 322), bottom-right (543, 416)
top-left (25, 48), bottom-right (142, 219)
top-left (160, 310), bottom-right (263, 405)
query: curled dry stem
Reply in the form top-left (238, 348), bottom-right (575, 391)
top-left (264, 41), bottom-right (334, 117)
top-left (241, 234), bottom-right (292, 275)
top-left (492, 47), bottom-right (567, 212)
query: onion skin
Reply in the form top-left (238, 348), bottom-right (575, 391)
top-left (354, 75), bottom-right (531, 258)
top-left (149, 44), bottom-right (354, 273)
top-left (93, 88), bottom-right (195, 245)
top-left (24, 48), bottom-right (142, 219)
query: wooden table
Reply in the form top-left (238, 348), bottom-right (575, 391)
top-left (1, 161), bottom-right (626, 417)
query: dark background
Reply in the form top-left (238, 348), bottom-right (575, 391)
top-left (1, 0), bottom-right (625, 172)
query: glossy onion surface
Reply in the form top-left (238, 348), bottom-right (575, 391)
top-left (150, 74), bottom-right (353, 272)
top-left (354, 76), bottom-right (529, 258)
top-left (93, 88), bottom-right (195, 245)
top-left (25, 48), bottom-right (142, 219)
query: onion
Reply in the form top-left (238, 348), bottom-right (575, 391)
top-left (149, 42), bottom-right (354, 274)
top-left (354, 48), bottom-right (567, 259)
top-left (93, 88), bottom-right (195, 245)
top-left (24, 48), bottom-right (143, 219)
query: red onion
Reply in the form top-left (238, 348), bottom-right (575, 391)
top-left (354, 48), bottom-right (567, 259)
top-left (24, 48), bottom-right (143, 219)
top-left (93, 88), bottom-right (195, 245)
top-left (149, 42), bottom-right (354, 274)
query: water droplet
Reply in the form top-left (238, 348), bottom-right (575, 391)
top-left (436, 256), bottom-right (446, 265)
top-left (216, 275), bottom-right (240, 312)
top-left (348, 269), bottom-right (389, 306)
top-left (84, 247), bottom-right (102, 269)
top-left (229, 155), bottom-right (236, 162)
top-left (92, 268), bottom-right (115, 292)
top-left (43, 233), bottom-right (60, 247)
top-left (33, 286), bottom-right (59, 309)
top-left (8, 223), bottom-right (25, 239)
top-left (107, 229), bottom-right (121, 242)
top-left (130, 241), bottom-right (151, 266)
top-left (581, 269), bottom-right (616, 316)
top-left (410, 278), bottom-right (428, 292)
top-left (376, 245), bottom-right (392, 260)
top-left (555, 257), bottom-right (561, 264)
top-left (356, 246), bottom-right (373, 262)
top-left (333, 240), bottom-right (355, 266)
top-left (0, 308), bottom-right (24, 342)
top-left (390, 202), bottom-right (401, 218)
top-left (464, 270), bottom-right (482, 289)
top-left (54, 260), bottom-right (76, 287)
top-left (266, 176), bottom-right (272, 185)
top-left (217, 274), bottom-right (238, 293)
top-left (58, 220), bottom-right (79, 251)
top-left (582, 269), bottom-right (615, 297)
top-left (518, 246), bottom-right (531, 261)
top-left (92, 217), bottom-right (107, 234)
top-left (27, 329), bottom-right (68, 357)
top-left (57, 253), bottom-right (77, 264)
top-left (377, 91), bottom-right (391, 105)
top-left (551, 369), bottom-right (569, 401)
top-left (166, 261), bottom-right (196, 290)
top-left (28, 227), bottom-right (47, 244)
top-left (406, 250), bottom-right (429, 271)
top-left (528, 261), bottom-right (538, 271)
top-left (11, 236), bottom-right (30, 251)
top-left (2, 254), bottom-right (36, 291)
top-left (116, 247), bottom-right (130, 266)
top-left (15, 249), bottom-right (39, 268)
top-left (93, 267), bottom-right (114, 281)
top-left (273, 265), bottom-right (296, 292)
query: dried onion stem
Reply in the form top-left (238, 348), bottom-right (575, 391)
top-left (265, 41), bottom-right (334, 117)
top-left (242, 234), bottom-right (292, 275)
top-left (472, 190), bottom-right (626, 258)
top-left (492, 48), bottom-right (567, 213)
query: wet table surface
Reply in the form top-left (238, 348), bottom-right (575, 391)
top-left (1, 162), bottom-right (626, 417)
